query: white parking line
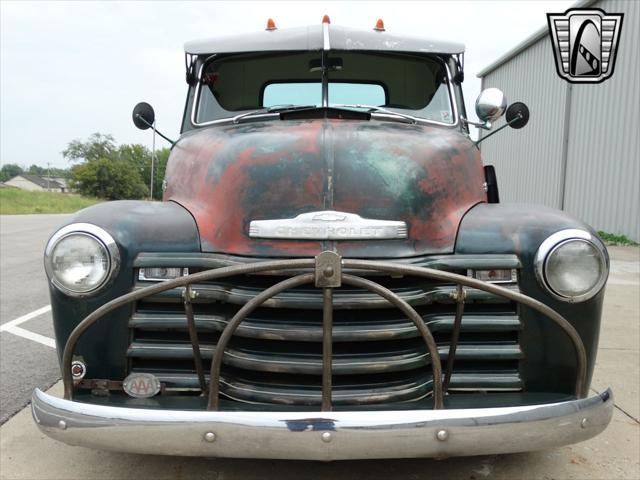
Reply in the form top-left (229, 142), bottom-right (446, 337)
top-left (3, 325), bottom-right (56, 348)
top-left (0, 305), bottom-right (56, 348)
top-left (0, 305), bottom-right (51, 331)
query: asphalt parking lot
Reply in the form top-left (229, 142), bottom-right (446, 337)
top-left (0, 214), bottom-right (69, 424)
top-left (0, 214), bottom-right (638, 479)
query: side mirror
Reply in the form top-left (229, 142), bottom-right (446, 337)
top-left (475, 88), bottom-right (507, 123)
top-left (132, 102), bottom-right (155, 130)
top-left (131, 102), bottom-right (175, 145)
top-left (475, 100), bottom-right (530, 146)
top-left (505, 102), bottom-right (530, 129)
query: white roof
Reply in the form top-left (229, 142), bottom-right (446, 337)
top-left (185, 23), bottom-right (464, 55)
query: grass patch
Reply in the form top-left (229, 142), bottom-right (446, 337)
top-left (597, 231), bottom-right (639, 246)
top-left (0, 188), bottom-right (101, 214)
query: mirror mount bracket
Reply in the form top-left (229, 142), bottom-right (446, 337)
top-left (185, 53), bottom-right (196, 85)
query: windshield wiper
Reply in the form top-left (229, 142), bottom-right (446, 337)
top-left (331, 104), bottom-right (418, 124)
top-left (232, 105), bottom-right (318, 124)
top-left (232, 104), bottom-right (418, 125)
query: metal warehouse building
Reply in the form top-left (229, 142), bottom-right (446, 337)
top-left (477, 0), bottom-right (639, 241)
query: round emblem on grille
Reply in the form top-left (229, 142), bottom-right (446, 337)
top-left (71, 360), bottom-right (86, 380)
top-left (123, 373), bottom-right (161, 398)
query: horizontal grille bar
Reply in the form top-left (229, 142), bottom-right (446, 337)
top-left (133, 281), bottom-right (519, 309)
top-left (128, 341), bottom-right (522, 375)
top-left (130, 370), bottom-right (523, 405)
top-left (130, 311), bottom-right (521, 342)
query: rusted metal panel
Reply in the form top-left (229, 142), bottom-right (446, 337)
top-left (165, 119), bottom-right (486, 257)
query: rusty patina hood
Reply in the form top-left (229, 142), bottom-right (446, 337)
top-left (164, 119), bottom-right (486, 258)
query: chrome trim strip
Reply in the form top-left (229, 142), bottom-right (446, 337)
top-left (32, 388), bottom-right (613, 459)
top-left (249, 210), bottom-right (407, 240)
top-left (44, 223), bottom-right (121, 298)
top-left (444, 62), bottom-right (460, 127)
top-left (132, 252), bottom-right (523, 270)
top-left (323, 21), bottom-right (330, 51)
top-left (534, 229), bottom-right (609, 303)
top-left (190, 55), bottom-right (213, 127)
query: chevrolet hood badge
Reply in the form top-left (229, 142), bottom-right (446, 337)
top-left (249, 210), bottom-right (408, 240)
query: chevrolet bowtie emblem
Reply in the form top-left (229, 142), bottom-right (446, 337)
top-left (249, 210), bottom-right (408, 240)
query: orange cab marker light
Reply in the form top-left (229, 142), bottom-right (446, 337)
top-left (322, 15), bottom-right (331, 24)
top-left (266, 18), bottom-right (277, 31)
top-left (374, 19), bottom-right (385, 31)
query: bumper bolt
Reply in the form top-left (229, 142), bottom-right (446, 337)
top-left (321, 432), bottom-right (332, 443)
top-left (58, 420), bottom-right (67, 430)
top-left (436, 429), bottom-right (449, 441)
top-left (204, 432), bottom-right (216, 442)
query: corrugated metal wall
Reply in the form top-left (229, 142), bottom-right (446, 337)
top-left (480, 0), bottom-right (639, 240)
top-left (479, 36), bottom-right (569, 208)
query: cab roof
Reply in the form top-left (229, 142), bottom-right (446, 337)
top-left (184, 23), bottom-right (464, 55)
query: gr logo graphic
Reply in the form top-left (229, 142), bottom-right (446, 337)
top-left (547, 8), bottom-right (623, 83)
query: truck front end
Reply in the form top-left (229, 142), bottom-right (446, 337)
top-left (33, 19), bottom-right (612, 460)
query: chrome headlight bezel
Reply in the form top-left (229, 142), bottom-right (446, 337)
top-left (44, 223), bottom-right (120, 297)
top-left (534, 229), bottom-right (609, 303)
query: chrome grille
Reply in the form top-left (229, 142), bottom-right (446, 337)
top-left (127, 260), bottom-right (523, 406)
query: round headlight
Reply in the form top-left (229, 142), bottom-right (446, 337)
top-left (44, 223), bottom-right (120, 296)
top-left (535, 229), bottom-right (608, 302)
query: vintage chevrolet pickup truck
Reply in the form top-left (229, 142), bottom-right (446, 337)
top-left (33, 17), bottom-right (613, 460)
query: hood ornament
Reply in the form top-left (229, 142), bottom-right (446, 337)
top-left (249, 210), bottom-right (408, 240)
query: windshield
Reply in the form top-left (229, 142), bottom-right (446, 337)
top-left (194, 51), bottom-right (454, 125)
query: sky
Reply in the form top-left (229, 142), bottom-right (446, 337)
top-left (0, 0), bottom-right (573, 169)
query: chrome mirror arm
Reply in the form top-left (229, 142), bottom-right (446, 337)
top-left (461, 116), bottom-right (492, 131)
top-left (475, 112), bottom-right (524, 146)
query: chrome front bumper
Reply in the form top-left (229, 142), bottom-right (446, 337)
top-left (32, 388), bottom-right (613, 460)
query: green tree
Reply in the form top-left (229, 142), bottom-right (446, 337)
top-left (152, 148), bottom-right (170, 200)
top-left (62, 133), bottom-right (117, 163)
top-left (118, 143), bottom-right (150, 180)
top-left (70, 158), bottom-right (148, 200)
top-left (27, 164), bottom-right (46, 176)
top-left (117, 143), bottom-right (168, 200)
top-left (64, 133), bottom-right (168, 200)
top-left (0, 164), bottom-right (24, 182)
top-left (49, 167), bottom-right (71, 178)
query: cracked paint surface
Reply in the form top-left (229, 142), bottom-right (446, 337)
top-left (165, 118), bottom-right (486, 258)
